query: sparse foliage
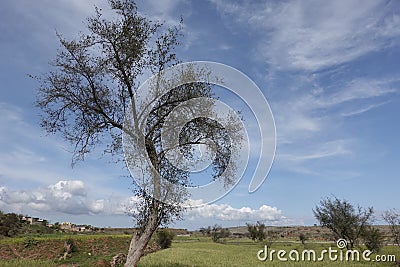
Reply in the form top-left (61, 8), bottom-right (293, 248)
top-left (383, 209), bottom-right (400, 246)
top-left (34, 0), bottom-right (236, 266)
top-left (313, 196), bottom-right (374, 249)
top-left (362, 226), bottom-right (384, 252)
top-left (264, 230), bottom-right (278, 248)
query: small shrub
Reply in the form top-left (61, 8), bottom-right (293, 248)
top-left (210, 225), bottom-right (230, 243)
top-left (59, 238), bottom-right (77, 260)
top-left (111, 253), bottom-right (126, 267)
top-left (65, 238), bottom-right (77, 253)
top-left (156, 229), bottom-right (174, 249)
top-left (23, 237), bottom-right (39, 248)
top-left (363, 227), bottom-right (384, 252)
top-left (299, 233), bottom-right (308, 245)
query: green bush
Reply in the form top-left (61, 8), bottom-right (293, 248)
top-left (0, 212), bottom-right (22, 237)
top-left (156, 229), bottom-right (174, 249)
top-left (23, 237), bottom-right (39, 248)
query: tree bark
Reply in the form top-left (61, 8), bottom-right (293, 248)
top-left (124, 205), bottom-right (159, 266)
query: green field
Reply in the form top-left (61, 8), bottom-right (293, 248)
top-left (0, 235), bottom-right (399, 266)
top-left (138, 238), bottom-right (399, 267)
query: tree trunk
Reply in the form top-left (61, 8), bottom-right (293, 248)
top-left (125, 140), bottom-right (161, 266)
top-left (124, 207), bottom-right (159, 266)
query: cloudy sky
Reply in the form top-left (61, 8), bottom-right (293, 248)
top-left (0, 0), bottom-right (399, 230)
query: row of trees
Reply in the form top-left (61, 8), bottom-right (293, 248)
top-left (243, 197), bottom-right (399, 253)
top-left (215, 197), bottom-right (399, 253)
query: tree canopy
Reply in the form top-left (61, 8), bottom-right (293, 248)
top-left (35, 1), bottom-right (238, 265)
top-left (313, 196), bottom-right (374, 249)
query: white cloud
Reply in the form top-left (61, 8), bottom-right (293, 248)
top-left (341, 101), bottom-right (390, 117)
top-left (48, 180), bottom-right (87, 200)
top-left (279, 139), bottom-right (351, 162)
top-left (0, 180), bottom-right (121, 215)
top-left (268, 75), bottom-right (398, 175)
top-left (186, 200), bottom-right (283, 222)
top-left (209, 1), bottom-right (400, 175)
top-left (0, 102), bottom-right (69, 184)
top-left (274, 76), bottom-right (397, 143)
top-left (0, 181), bottom-right (290, 225)
top-left (211, 0), bottom-right (400, 71)
top-left (313, 78), bottom-right (397, 108)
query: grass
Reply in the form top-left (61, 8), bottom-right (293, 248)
top-left (0, 235), bottom-right (399, 266)
top-left (0, 233), bottom-right (130, 243)
top-left (0, 259), bottom-right (54, 267)
top-left (138, 239), bottom-right (400, 267)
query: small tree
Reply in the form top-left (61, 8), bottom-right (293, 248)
top-left (265, 230), bottom-right (278, 248)
top-left (247, 223), bottom-right (257, 241)
top-left (313, 196), bottom-right (374, 249)
top-left (210, 224), bottom-right (230, 243)
top-left (382, 209), bottom-right (400, 246)
top-left (246, 221), bottom-right (266, 241)
top-left (363, 226), bottom-right (384, 252)
top-left (299, 233), bottom-right (308, 246)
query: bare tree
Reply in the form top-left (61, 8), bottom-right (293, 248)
top-left (264, 229), bottom-right (278, 248)
top-left (313, 196), bottom-right (374, 249)
top-left (35, 1), bottom-right (238, 266)
top-left (383, 209), bottom-right (400, 246)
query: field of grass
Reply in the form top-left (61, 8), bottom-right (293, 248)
top-left (138, 238), bottom-right (400, 267)
top-left (0, 235), bottom-right (399, 266)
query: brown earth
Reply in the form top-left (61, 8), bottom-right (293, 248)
top-left (0, 235), bottom-right (159, 262)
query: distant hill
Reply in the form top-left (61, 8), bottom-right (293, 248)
top-left (224, 225), bottom-right (394, 242)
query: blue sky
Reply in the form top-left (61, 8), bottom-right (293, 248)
top-left (0, 0), bottom-right (399, 230)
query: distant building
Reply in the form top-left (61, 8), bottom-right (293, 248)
top-left (72, 225), bottom-right (88, 232)
top-left (21, 216), bottom-right (46, 225)
top-left (60, 222), bottom-right (72, 230)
